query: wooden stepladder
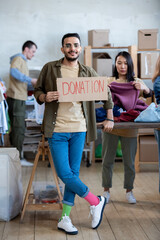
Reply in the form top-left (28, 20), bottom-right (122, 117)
top-left (21, 135), bottom-right (63, 221)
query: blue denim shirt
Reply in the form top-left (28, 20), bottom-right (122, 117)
top-left (154, 76), bottom-right (160, 104)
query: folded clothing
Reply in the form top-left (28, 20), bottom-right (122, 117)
top-left (114, 109), bottom-right (140, 122)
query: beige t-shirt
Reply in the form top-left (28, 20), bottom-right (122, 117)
top-left (54, 64), bottom-right (87, 133)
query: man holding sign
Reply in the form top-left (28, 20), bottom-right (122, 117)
top-left (34, 33), bottom-right (114, 234)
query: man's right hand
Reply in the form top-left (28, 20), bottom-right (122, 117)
top-left (31, 78), bottom-right (37, 87)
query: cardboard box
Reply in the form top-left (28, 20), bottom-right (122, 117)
top-left (138, 29), bottom-right (158, 50)
top-left (138, 128), bottom-right (154, 135)
top-left (138, 52), bottom-right (159, 78)
top-left (139, 135), bottom-right (158, 162)
top-left (57, 76), bottom-right (108, 102)
top-left (93, 53), bottom-right (112, 76)
top-left (88, 29), bottom-right (110, 47)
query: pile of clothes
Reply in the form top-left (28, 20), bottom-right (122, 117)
top-left (96, 81), bottom-right (148, 123)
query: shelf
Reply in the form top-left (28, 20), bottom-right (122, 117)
top-left (84, 45), bottom-right (137, 77)
top-left (138, 49), bottom-right (160, 52)
top-left (91, 46), bottom-right (129, 49)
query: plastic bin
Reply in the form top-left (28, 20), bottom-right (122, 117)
top-left (32, 181), bottom-right (63, 203)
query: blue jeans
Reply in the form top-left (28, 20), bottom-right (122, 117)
top-left (48, 132), bottom-right (89, 206)
top-left (154, 130), bottom-right (160, 192)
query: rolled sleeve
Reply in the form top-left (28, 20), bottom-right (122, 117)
top-left (34, 65), bottom-right (47, 104)
top-left (103, 87), bottom-right (114, 109)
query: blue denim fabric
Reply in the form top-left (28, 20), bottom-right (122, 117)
top-left (153, 76), bottom-right (160, 192)
top-left (134, 103), bottom-right (160, 122)
top-left (48, 132), bottom-right (89, 206)
top-left (154, 76), bottom-right (160, 104)
top-left (10, 68), bottom-right (32, 83)
top-left (154, 129), bottom-right (160, 192)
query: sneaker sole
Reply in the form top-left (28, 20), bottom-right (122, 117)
top-left (58, 227), bottom-right (78, 235)
top-left (92, 197), bottom-right (106, 229)
top-left (128, 201), bottom-right (136, 204)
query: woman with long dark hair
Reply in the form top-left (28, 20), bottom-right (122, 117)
top-left (101, 51), bottom-right (152, 204)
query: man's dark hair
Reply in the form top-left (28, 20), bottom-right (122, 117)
top-left (62, 33), bottom-right (81, 46)
top-left (113, 51), bottom-right (135, 82)
top-left (22, 40), bottom-right (37, 51)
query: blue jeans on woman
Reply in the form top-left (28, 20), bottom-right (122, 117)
top-left (48, 132), bottom-right (89, 206)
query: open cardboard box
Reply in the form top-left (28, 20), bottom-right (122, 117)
top-left (93, 52), bottom-right (112, 77)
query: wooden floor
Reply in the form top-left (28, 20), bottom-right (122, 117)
top-left (0, 160), bottom-right (160, 240)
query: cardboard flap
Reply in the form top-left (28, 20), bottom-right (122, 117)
top-left (139, 29), bottom-right (158, 34)
top-left (93, 52), bottom-right (111, 59)
top-left (93, 29), bottom-right (110, 33)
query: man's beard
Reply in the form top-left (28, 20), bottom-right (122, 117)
top-left (65, 53), bottom-right (79, 62)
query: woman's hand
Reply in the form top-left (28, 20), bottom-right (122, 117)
top-left (132, 82), bottom-right (149, 94)
top-left (102, 120), bottom-right (114, 132)
top-left (96, 120), bottom-right (114, 132)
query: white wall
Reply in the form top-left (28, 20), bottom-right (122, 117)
top-left (0, 0), bottom-right (160, 86)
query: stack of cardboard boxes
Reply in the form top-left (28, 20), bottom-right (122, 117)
top-left (138, 29), bottom-right (159, 79)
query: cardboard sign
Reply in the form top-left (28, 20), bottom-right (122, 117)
top-left (57, 77), bottom-right (108, 102)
